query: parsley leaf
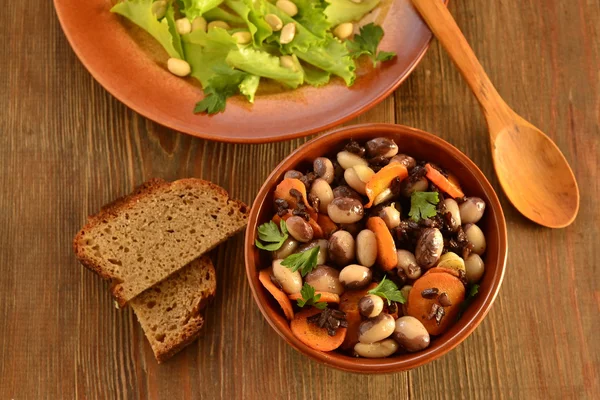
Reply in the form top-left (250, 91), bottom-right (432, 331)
top-left (194, 67), bottom-right (248, 115)
top-left (368, 276), bottom-right (406, 305)
top-left (281, 246), bottom-right (320, 277)
top-left (468, 284), bottom-right (480, 298)
top-left (457, 284), bottom-right (480, 320)
top-left (194, 87), bottom-right (229, 115)
top-left (347, 23), bottom-right (397, 67)
top-left (296, 283), bottom-right (327, 310)
top-left (255, 220), bottom-right (289, 251)
top-left (409, 191), bottom-right (440, 222)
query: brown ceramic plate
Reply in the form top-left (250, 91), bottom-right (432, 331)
top-left (245, 123), bottom-right (508, 373)
top-left (54, 0), bottom-right (446, 143)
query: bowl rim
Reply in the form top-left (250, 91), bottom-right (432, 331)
top-left (244, 123), bottom-right (508, 373)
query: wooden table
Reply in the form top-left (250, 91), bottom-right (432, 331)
top-left (1, 0), bottom-right (598, 398)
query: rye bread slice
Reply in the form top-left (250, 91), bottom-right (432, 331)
top-left (131, 255), bottom-right (216, 363)
top-left (73, 178), bottom-right (248, 305)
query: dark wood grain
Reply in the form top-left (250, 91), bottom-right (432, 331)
top-left (1, 0), bottom-right (598, 399)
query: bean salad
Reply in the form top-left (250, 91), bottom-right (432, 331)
top-left (255, 137), bottom-right (487, 358)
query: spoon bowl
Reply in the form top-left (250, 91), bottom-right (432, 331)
top-left (492, 116), bottom-right (580, 227)
top-left (411, 0), bottom-right (580, 228)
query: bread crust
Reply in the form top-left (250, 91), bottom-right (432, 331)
top-left (132, 256), bottom-right (217, 363)
top-left (73, 178), bottom-right (248, 306)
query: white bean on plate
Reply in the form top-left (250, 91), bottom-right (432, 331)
top-left (254, 137), bottom-right (488, 358)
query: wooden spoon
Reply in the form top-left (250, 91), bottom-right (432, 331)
top-left (411, 0), bottom-right (579, 228)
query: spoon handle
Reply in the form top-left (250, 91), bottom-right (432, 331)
top-left (411, 0), bottom-right (512, 130)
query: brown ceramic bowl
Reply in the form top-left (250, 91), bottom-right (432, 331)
top-left (54, 0), bottom-right (447, 143)
top-left (245, 123), bottom-right (508, 373)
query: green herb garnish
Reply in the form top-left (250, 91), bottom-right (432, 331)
top-left (255, 220), bottom-right (288, 251)
top-left (296, 283), bottom-right (327, 310)
top-left (457, 284), bottom-right (480, 320)
top-left (408, 191), bottom-right (440, 222)
top-left (281, 246), bottom-right (320, 277)
top-left (347, 23), bottom-right (397, 67)
top-left (368, 276), bottom-right (406, 305)
top-left (468, 284), bottom-right (480, 298)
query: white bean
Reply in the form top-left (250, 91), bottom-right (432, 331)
top-left (280, 22), bottom-right (296, 44)
top-left (392, 316), bottom-right (430, 352)
top-left (191, 17), bottom-right (207, 32)
top-left (207, 20), bottom-right (230, 30)
top-left (356, 229), bottom-right (377, 267)
top-left (443, 198), bottom-right (461, 231)
top-left (459, 197), bottom-right (486, 224)
top-left (272, 259), bottom-right (302, 294)
top-left (175, 18), bottom-right (191, 35)
top-left (279, 55), bottom-right (296, 70)
top-left (354, 339), bottom-right (399, 358)
top-left (380, 206), bottom-right (401, 229)
top-left (167, 58), bottom-right (191, 77)
top-left (339, 265), bottom-right (372, 290)
top-left (333, 22), bottom-right (354, 40)
top-left (286, 216), bottom-right (313, 243)
top-left (265, 14), bottom-right (283, 31)
top-left (373, 188), bottom-right (395, 206)
top-left (465, 253), bottom-right (485, 283)
top-left (310, 178), bottom-right (334, 213)
top-left (273, 238), bottom-right (298, 260)
top-left (464, 224), bottom-right (486, 255)
top-left (305, 266), bottom-right (344, 295)
top-left (397, 250), bottom-right (421, 280)
top-left (337, 151), bottom-right (368, 170)
top-left (358, 314), bottom-right (395, 344)
top-left (151, 1), bottom-right (167, 19)
top-left (276, 0), bottom-right (298, 17)
top-left (358, 294), bottom-right (384, 318)
top-left (344, 165), bottom-right (374, 195)
top-left (232, 31), bottom-right (252, 44)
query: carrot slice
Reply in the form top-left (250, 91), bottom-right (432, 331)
top-left (288, 291), bottom-right (340, 304)
top-left (274, 178), bottom-right (314, 210)
top-left (317, 214), bottom-right (338, 238)
top-left (447, 173), bottom-right (463, 192)
top-left (339, 283), bottom-right (377, 350)
top-left (365, 163), bottom-right (408, 208)
top-left (406, 271), bottom-right (466, 335)
top-left (259, 268), bottom-right (294, 320)
top-left (425, 266), bottom-right (461, 279)
top-left (424, 164), bottom-right (465, 199)
top-left (290, 307), bottom-right (347, 352)
top-left (366, 217), bottom-right (398, 271)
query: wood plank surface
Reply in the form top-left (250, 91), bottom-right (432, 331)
top-left (0, 0), bottom-right (598, 399)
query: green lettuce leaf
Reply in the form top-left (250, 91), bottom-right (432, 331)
top-left (226, 47), bottom-right (304, 88)
top-left (225, 0), bottom-right (273, 46)
top-left (203, 6), bottom-right (245, 24)
top-left (296, 35), bottom-right (356, 86)
top-left (324, 0), bottom-right (381, 26)
top-left (302, 64), bottom-right (331, 87)
top-left (182, 27), bottom-right (238, 87)
top-left (165, 2), bottom-right (184, 58)
top-left (111, 0), bottom-right (182, 58)
top-left (294, 0), bottom-right (330, 38)
top-left (261, 0), bottom-right (325, 54)
top-left (180, 0), bottom-right (224, 20)
top-left (239, 75), bottom-right (260, 103)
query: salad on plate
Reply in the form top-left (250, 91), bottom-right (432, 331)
top-left (111, 0), bottom-right (396, 114)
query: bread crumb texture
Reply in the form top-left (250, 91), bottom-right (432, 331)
top-left (131, 255), bottom-right (216, 362)
top-left (73, 178), bottom-right (248, 304)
